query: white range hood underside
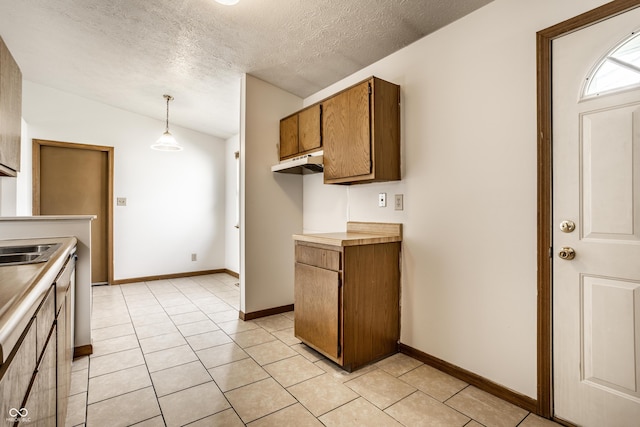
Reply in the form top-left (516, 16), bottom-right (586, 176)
top-left (271, 151), bottom-right (323, 174)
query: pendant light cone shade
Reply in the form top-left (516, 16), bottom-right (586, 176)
top-left (151, 94), bottom-right (183, 151)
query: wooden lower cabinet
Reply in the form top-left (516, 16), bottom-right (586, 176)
top-left (0, 250), bottom-right (75, 427)
top-left (56, 293), bottom-right (71, 427)
top-left (295, 263), bottom-right (341, 360)
top-left (24, 326), bottom-right (57, 427)
top-left (294, 240), bottom-right (400, 371)
top-left (0, 321), bottom-right (36, 426)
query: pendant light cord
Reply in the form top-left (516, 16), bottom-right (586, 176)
top-left (164, 94), bottom-right (173, 133)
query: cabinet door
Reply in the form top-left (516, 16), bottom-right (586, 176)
top-left (279, 114), bottom-right (299, 160)
top-left (0, 321), bottom-right (36, 425)
top-left (323, 80), bottom-right (371, 182)
top-left (36, 286), bottom-right (55, 359)
top-left (298, 104), bottom-right (321, 153)
top-left (57, 293), bottom-right (72, 427)
top-left (294, 263), bottom-right (341, 360)
top-left (23, 326), bottom-right (57, 427)
top-left (0, 36), bottom-right (22, 176)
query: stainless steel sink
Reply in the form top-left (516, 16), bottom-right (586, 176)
top-left (0, 244), bottom-right (55, 255)
top-left (0, 243), bottom-right (61, 266)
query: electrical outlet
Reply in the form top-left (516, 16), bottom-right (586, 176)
top-left (191, 253), bottom-right (197, 262)
top-left (378, 193), bottom-right (387, 207)
top-left (116, 197), bottom-right (127, 207)
top-left (394, 194), bottom-right (404, 211)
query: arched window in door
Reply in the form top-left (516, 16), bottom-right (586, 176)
top-left (583, 30), bottom-right (640, 98)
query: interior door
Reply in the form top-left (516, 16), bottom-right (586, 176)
top-left (33, 140), bottom-right (112, 285)
top-left (552, 8), bottom-right (640, 426)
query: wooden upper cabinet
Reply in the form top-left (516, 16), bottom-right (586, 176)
top-left (298, 104), bottom-right (322, 153)
top-left (0, 36), bottom-right (22, 176)
top-left (323, 77), bottom-right (400, 184)
top-left (279, 114), bottom-right (299, 159)
top-left (279, 103), bottom-right (322, 161)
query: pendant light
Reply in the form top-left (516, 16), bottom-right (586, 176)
top-left (151, 94), bottom-right (183, 151)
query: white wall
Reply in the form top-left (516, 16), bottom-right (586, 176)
top-left (225, 134), bottom-right (240, 274)
top-left (240, 74), bottom-right (303, 314)
top-left (301, 0), bottom-right (610, 398)
top-left (20, 81), bottom-right (227, 281)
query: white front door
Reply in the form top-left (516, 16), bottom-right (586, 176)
top-left (552, 7), bottom-right (640, 427)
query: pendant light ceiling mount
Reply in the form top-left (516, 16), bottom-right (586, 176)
top-left (151, 94), bottom-right (183, 152)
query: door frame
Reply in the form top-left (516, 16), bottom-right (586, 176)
top-left (32, 139), bottom-right (114, 285)
top-left (536, 0), bottom-right (640, 418)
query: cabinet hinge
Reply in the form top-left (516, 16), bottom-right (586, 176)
top-left (337, 343), bottom-right (342, 357)
top-left (368, 82), bottom-right (372, 94)
top-left (549, 247), bottom-right (553, 259)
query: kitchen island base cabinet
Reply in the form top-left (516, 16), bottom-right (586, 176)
top-left (294, 240), bottom-right (400, 372)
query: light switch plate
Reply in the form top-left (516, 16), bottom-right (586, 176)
top-left (394, 194), bottom-right (404, 210)
top-left (117, 197), bottom-right (127, 207)
top-left (378, 193), bottom-right (387, 207)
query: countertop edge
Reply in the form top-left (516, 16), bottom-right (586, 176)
top-left (0, 215), bottom-right (96, 221)
top-left (0, 237), bottom-right (78, 364)
top-left (292, 232), bottom-right (402, 247)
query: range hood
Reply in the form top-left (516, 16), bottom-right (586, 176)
top-left (271, 151), bottom-right (323, 174)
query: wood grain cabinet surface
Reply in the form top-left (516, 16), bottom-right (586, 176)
top-left (55, 255), bottom-right (75, 427)
top-left (294, 235), bottom-right (401, 371)
top-left (322, 77), bottom-right (400, 184)
top-left (0, 321), bottom-right (36, 425)
top-left (0, 250), bottom-right (75, 426)
top-left (0, 36), bottom-right (22, 177)
top-left (279, 103), bottom-right (322, 161)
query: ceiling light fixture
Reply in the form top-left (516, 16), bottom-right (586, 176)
top-left (151, 94), bottom-right (183, 152)
top-left (215, 0), bottom-right (239, 5)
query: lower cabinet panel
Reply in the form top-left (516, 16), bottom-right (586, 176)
top-left (294, 262), bottom-right (341, 361)
top-left (0, 321), bottom-right (36, 426)
top-left (24, 326), bottom-right (57, 426)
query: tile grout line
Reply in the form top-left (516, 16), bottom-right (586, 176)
top-left (122, 280), bottom-right (169, 427)
top-left (169, 276), bottom-right (247, 425)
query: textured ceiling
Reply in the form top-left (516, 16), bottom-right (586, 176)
top-left (0, 0), bottom-right (493, 139)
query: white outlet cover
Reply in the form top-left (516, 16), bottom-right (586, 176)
top-left (378, 193), bottom-right (387, 207)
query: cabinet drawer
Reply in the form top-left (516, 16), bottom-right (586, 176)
top-left (296, 244), bottom-right (341, 271)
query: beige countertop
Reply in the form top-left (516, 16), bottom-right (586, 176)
top-left (293, 231), bottom-right (402, 246)
top-left (293, 221), bottom-right (403, 247)
top-left (0, 236), bottom-right (77, 364)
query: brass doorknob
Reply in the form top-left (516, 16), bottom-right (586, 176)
top-left (558, 247), bottom-right (576, 260)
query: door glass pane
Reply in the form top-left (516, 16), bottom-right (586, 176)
top-left (584, 32), bottom-right (640, 97)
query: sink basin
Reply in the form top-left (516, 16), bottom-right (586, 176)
top-left (0, 243), bottom-right (61, 266)
top-left (0, 244), bottom-right (55, 255)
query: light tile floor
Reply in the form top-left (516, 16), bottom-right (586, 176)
top-left (66, 273), bottom-right (562, 427)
